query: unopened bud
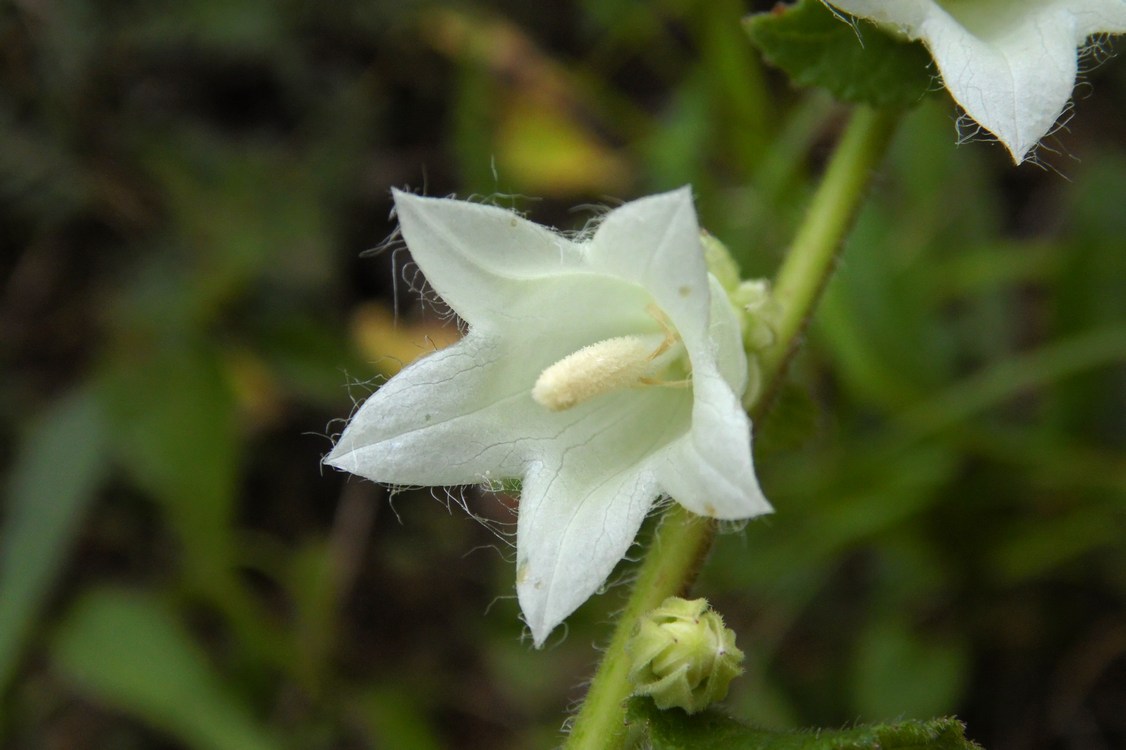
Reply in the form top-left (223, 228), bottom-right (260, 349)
top-left (628, 597), bottom-right (744, 713)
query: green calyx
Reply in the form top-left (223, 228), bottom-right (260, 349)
top-left (702, 231), bottom-right (780, 407)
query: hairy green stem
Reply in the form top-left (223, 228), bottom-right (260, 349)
top-left (564, 506), bottom-right (715, 748)
top-left (752, 106), bottom-right (901, 420)
top-left (563, 106), bottom-right (900, 750)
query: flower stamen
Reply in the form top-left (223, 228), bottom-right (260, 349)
top-left (531, 306), bottom-right (687, 412)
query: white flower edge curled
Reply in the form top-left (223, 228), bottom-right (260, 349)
top-left (822, 0), bottom-right (1126, 163)
top-left (325, 187), bottom-right (772, 647)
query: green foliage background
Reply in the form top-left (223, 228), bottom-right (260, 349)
top-left (1, 1), bottom-right (1124, 748)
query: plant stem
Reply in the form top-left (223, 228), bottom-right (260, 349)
top-left (563, 105), bottom-right (900, 750)
top-left (564, 507), bottom-right (715, 749)
top-left (753, 106), bottom-right (901, 420)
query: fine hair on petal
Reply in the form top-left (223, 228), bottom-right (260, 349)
top-left (1080, 34), bottom-right (1120, 72)
top-left (318, 370), bottom-right (387, 463)
top-left (564, 199), bottom-right (619, 244)
top-left (953, 111), bottom-right (990, 149)
top-left (1039, 106), bottom-right (1080, 177)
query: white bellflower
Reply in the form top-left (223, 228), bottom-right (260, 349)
top-left (326, 188), bottom-right (771, 646)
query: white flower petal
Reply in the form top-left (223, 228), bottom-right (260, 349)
top-left (516, 388), bottom-right (692, 646)
top-left (654, 372), bottom-right (769, 520)
top-left (1069, 0), bottom-right (1126, 35)
top-left (325, 333), bottom-right (529, 485)
top-left (391, 189), bottom-right (583, 325)
top-left (653, 273), bottom-right (766, 520)
top-left (588, 187), bottom-right (712, 349)
top-left (517, 462), bottom-right (655, 648)
top-left (825, 0), bottom-right (1126, 162)
top-left (922, 2), bottom-right (1081, 162)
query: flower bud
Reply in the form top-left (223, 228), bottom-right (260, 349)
top-left (628, 596), bottom-right (744, 713)
top-left (701, 230), bottom-right (742, 294)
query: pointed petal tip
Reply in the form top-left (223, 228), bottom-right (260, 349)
top-left (520, 599), bottom-right (556, 650)
top-left (524, 600), bottom-right (573, 649)
top-left (390, 187), bottom-right (447, 214)
top-left (389, 186), bottom-right (420, 207)
top-left (322, 435), bottom-right (360, 474)
top-left (707, 492), bottom-right (774, 522)
top-left (529, 626), bottom-right (550, 650)
top-left (321, 447), bottom-right (346, 474)
top-left (1009, 142), bottom-right (1036, 166)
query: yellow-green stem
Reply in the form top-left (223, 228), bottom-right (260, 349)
top-left (563, 105), bottom-right (900, 750)
top-left (753, 106), bottom-right (901, 419)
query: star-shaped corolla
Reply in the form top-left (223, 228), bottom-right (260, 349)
top-left (326, 187), bottom-right (771, 646)
top-left (823, 0), bottom-right (1126, 162)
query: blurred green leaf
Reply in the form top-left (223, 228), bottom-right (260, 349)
top-left (896, 326), bottom-right (1126, 441)
top-left (771, 445), bottom-right (957, 564)
top-left (696, 0), bottom-right (772, 171)
top-left (952, 427), bottom-right (1126, 495)
top-left (0, 109), bottom-right (88, 224)
top-left (124, 0), bottom-right (287, 53)
top-left (143, 133), bottom-right (333, 315)
top-left (852, 616), bottom-right (968, 721)
top-left (0, 389), bottom-right (107, 692)
top-left (496, 94), bottom-right (631, 196)
top-left (923, 242), bottom-right (1059, 305)
top-left (351, 687), bottom-right (444, 750)
top-left (453, 58), bottom-right (501, 193)
top-left (628, 697), bottom-right (981, 749)
top-left (250, 313), bottom-right (362, 405)
top-left (756, 380), bottom-right (822, 455)
top-left (284, 539), bottom-right (338, 691)
top-left (816, 209), bottom-right (957, 411)
top-left (1052, 155), bottom-right (1126, 438)
top-left (96, 341), bottom-right (239, 569)
top-left (640, 75), bottom-right (714, 193)
top-left (52, 588), bottom-right (280, 750)
top-left (744, 0), bottom-right (933, 108)
top-left (992, 504), bottom-right (1124, 584)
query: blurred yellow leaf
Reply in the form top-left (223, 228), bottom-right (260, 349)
top-left (422, 8), bottom-right (632, 196)
top-left (496, 94), bottom-right (630, 196)
top-left (350, 304), bottom-right (460, 376)
top-left (224, 349), bottom-right (286, 429)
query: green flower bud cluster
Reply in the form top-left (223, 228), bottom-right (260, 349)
top-left (627, 596), bottom-right (745, 714)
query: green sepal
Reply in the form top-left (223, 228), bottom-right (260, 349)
top-left (744, 0), bottom-right (934, 108)
top-left (627, 697), bottom-right (983, 749)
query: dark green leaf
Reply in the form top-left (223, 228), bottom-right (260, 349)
top-left (52, 588), bottom-right (280, 750)
top-left (852, 616), bottom-right (968, 720)
top-left (628, 697), bottom-right (982, 749)
top-left (744, 0), bottom-right (933, 108)
top-left (96, 341), bottom-right (239, 572)
top-left (0, 390), bottom-right (108, 691)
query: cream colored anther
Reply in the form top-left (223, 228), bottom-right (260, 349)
top-left (531, 305), bottom-right (688, 412)
top-left (532, 335), bottom-right (656, 411)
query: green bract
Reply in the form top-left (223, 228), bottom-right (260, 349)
top-left (326, 189), bottom-right (772, 647)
